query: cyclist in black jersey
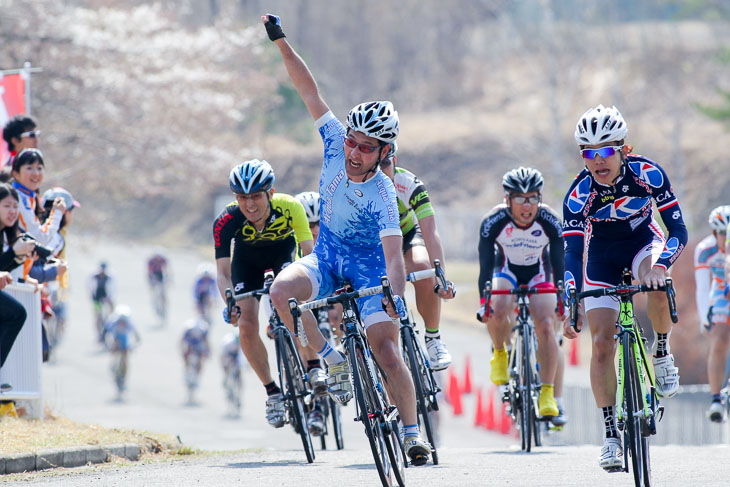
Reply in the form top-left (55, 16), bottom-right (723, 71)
top-left (214, 159), bottom-right (318, 429)
top-left (477, 167), bottom-right (565, 419)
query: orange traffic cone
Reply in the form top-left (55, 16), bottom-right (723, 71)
top-left (569, 338), bottom-right (579, 366)
top-left (484, 386), bottom-right (496, 430)
top-left (449, 370), bottom-right (463, 416)
top-left (463, 355), bottom-right (473, 394)
top-left (474, 387), bottom-right (484, 426)
top-left (500, 402), bottom-right (511, 435)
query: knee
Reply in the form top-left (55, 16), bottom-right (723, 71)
top-left (534, 317), bottom-right (554, 337)
top-left (269, 281), bottom-right (291, 311)
top-left (374, 343), bottom-right (401, 372)
top-left (592, 335), bottom-right (615, 363)
top-left (237, 318), bottom-right (259, 341)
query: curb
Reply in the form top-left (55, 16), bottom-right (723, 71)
top-left (1, 443), bottom-right (141, 475)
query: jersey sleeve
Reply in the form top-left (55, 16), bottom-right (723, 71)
top-left (375, 176), bottom-right (401, 239)
top-left (562, 176), bottom-right (587, 294)
top-left (289, 197), bottom-right (314, 243)
top-left (213, 205), bottom-right (238, 259)
top-left (539, 206), bottom-right (565, 288)
top-left (694, 241), bottom-right (712, 325)
top-left (316, 111), bottom-right (346, 171)
top-left (400, 170), bottom-right (435, 221)
top-left (649, 164), bottom-right (688, 270)
top-left (18, 201), bottom-right (62, 246)
top-left (477, 209), bottom-right (505, 299)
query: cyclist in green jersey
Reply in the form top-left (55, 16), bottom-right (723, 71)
top-left (380, 145), bottom-right (455, 370)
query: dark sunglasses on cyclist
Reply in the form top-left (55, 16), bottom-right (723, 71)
top-left (344, 137), bottom-right (380, 154)
top-left (580, 145), bottom-right (623, 160)
top-left (510, 195), bottom-right (540, 205)
top-left (20, 129), bottom-right (41, 139)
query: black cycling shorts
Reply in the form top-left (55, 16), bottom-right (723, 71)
top-left (402, 225), bottom-right (426, 254)
top-left (231, 237), bottom-right (297, 298)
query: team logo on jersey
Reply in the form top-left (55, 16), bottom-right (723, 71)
top-left (660, 237), bottom-right (680, 260)
top-left (567, 175), bottom-right (592, 213)
top-left (235, 282), bottom-right (245, 292)
top-left (506, 226), bottom-right (513, 237)
top-left (531, 229), bottom-right (542, 237)
top-left (628, 161), bottom-right (664, 188)
top-left (564, 271), bottom-right (576, 297)
top-left (622, 185), bottom-right (629, 193)
top-left (593, 196), bottom-right (649, 220)
top-left (672, 210), bottom-right (681, 220)
top-left (354, 189), bottom-right (363, 197)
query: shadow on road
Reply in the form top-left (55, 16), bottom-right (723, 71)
top-left (483, 450), bottom-right (552, 456)
top-left (222, 459), bottom-right (309, 469)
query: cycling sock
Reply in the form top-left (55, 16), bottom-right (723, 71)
top-left (403, 424), bottom-right (419, 437)
top-left (602, 406), bottom-right (619, 439)
top-left (264, 382), bottom-right (280, 396)
top-left (555, 396), bottom-right (564, 410)
top-left (654, 332), bottom-right (669, 357)
top-left (307, 359), bottom-right (322, 371)
top-left (712, 394), bottom-right (722, 403)
top-left (424, 329), bottom-right (440, 342)
top-left (318, 341), bottom-right (345, 366)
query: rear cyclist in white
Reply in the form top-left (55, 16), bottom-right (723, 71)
top-left (262, 14), bottom-right (432, 465)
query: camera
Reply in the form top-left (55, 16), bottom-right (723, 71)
top-left (20, 234), bottom-right (54, 261)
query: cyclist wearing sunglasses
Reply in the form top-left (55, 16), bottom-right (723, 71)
top-left (477, 167), bottom-right (565, 420)
top-left (262, 13), bottom-right (432, 465)
top-left (214, 159), bottom-right (320, 430)
top-left (695, 206), bottom-right (730, 422)
top-left (2, 114), bottom-right (39, 173)
top-left (380, 144), bottom-right (456, 372)
top-left (562, 105), bottom-right (687, 471)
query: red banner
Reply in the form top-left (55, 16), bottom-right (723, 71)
top-left (1, 73), bottom-right (27, 167)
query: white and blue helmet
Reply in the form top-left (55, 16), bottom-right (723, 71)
top-left (229, 159), bottom-right (275, 194)
top-left (346, 101), bottom-right (399, 143)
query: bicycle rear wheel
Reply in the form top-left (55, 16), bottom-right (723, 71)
top-left (277, 333), bottom-right (315, 463)
top-left (622, 335), bottom-right (648, 486)
top-left (527, 327), bottom-right (542, 448)
top-left (402, 326), bottom-right (438, 464)
top-left (520, 327), bottom-right (533, 452)
top-left (349, 339), bottom-right (397, 487)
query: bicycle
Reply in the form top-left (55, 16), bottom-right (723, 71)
top-left (150, 280), bottom-right (168, 326)
top-left (314, 309), bottom-right (344, 450)
top-left (225, 270), bottom-right (315, 464)
top-left (483, 281), bottom-right (564, 452)
top-left (290, 277), bottom-right (406, 487)
top-left (569, 269), bottom-right (678, 487)
top-left (706, 307), bottom-right (730, 423)
top-left (396, 259), bottom-right (452, 465)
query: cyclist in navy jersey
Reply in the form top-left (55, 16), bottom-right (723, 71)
top-left (262, 14), bottom-right (432, 465)
top-left (562, 105), bottom-right (687, 471)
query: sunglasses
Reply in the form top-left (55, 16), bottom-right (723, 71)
top-left (344, 137), bottom-right (380, 154)
top-left (580, 145), bottom-right (623, 160)
top-left (20, 129), bottom-right (41, 139)
top-left (510, 195), bottom-right (540, 204)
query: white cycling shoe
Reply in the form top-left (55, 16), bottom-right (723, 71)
top-left (599, 437), bottom-right (623, 471)
top-left (426, 338), bottom-right (452, 371)
top-left (707, 401), bottom-right (724, 423)
top-left (326, 361), bottom-right (353, 405)
top-left (308, 367), bottom-right (328, 396)
top-left (265, 393), bottom-right (286, 428)
top-left (653, 354), bottom-right (680, 398)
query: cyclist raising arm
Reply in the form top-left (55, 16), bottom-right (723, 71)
top-left (262, 14), bottom-right (432, 465)
top-left (380, 146), bottom-right (455, 371)
top-left (562, 105), bottom-right (687, 471)
top-left (214, 159), bottom-right (316, 429)
top-left (477, 168), bottom-right (564, 419)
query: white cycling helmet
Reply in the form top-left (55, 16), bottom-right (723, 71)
top-left (113, 305), bottom-right (132, 320)
top-left (574, 105), bottom-right (628, 146)
top-left (708, 205), bottom-right (730, 232)
top-left (196, 262), bottom-right (215, 277)
top-left (346, 101), bottom-right (399, 143)
top-left (295, 191), bottom-right (320, 223)
top-left (229, 159), bottom-right (275, 194)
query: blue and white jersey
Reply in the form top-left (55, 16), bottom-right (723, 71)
top-left (315, 111), bottom-right (401, 257)
top-left (694, 234), bottom-right (726, 325)
top-left (562, 154), bottom-right (688, 293)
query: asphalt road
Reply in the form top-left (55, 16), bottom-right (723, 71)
top-left (20, 235), bottom-right (730, 485)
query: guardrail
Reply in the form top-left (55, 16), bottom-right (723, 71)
top-left (0, 282), bottom-right (43, 419)
top-left (544, 384), bottom-right (728, 446)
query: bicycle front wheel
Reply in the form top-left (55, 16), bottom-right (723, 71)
top-left (402, 326), bottom-right (438, 464)
top-left (623, 334), bottom-right (649, 486)
top-left (349, 339), bottom-right (396, 486)
top-left (329, 396), bottom-right (345, 450)
top-left (278, 332), bottom-right (315, 463)
top-left (520, 327), bottom-right (533, 452)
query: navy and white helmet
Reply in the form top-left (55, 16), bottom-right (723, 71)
top-left (295, 191), bottom-right (320, 223)
top-left (502, 167), bottom-right (544, 194)
top-left (346, 101), bottom-right (399, 143)
top-left (708, 205), bottom-right (730, 232)
top-left (574, 105), bottom-right (628, 145)
top-left (229, 159), bottom-right (275, 194)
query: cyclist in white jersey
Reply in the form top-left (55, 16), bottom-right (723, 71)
top-left (380, 145), bottom-right (455, 371)
top-left (477, 167), bottom-right (565, 419)
top-left (263, 14), bottom-right (432, 465)
top-left (697, 206), bottom-right (730, 421)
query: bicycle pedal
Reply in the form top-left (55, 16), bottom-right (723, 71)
top-left (604, 467), bottom-right (624, 474)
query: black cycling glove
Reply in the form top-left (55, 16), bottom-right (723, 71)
top-left (265, 14), bottom-right (286, 41)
